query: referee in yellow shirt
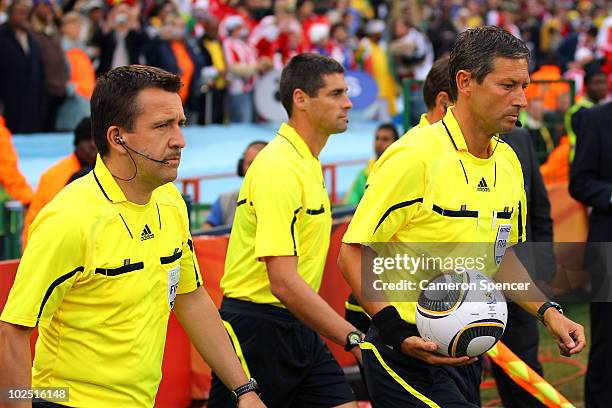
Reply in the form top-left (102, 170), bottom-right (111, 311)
top-left (338, 26), bottom-right (586, 407)
top-left (208, 54), bottom-right (361, 408)
top-left (0, 66), bottom-right (264, 408)
top-left (344, 56), bottom-right (453, 333)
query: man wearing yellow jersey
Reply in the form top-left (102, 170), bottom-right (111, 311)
top-left (0, 66), bottom-right (264, 408)
top-left (344, 56), bottom-right (454, 332)
top-left (208, 54), bottom-right (360, 408)
top-left (338, 26), bottom-right (585, 407)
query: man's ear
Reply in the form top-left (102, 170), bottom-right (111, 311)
top-left (106, 126), bottom-right (126, 154)
top-left (455, 70), bottom-right (472, 98)
top-left (436, 91), bottom-right (451, 110)
top-left (292, 88), bottom-right (308, 112)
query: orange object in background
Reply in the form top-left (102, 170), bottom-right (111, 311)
top-left (66, 48), bottom-right (96, 100)
top-left (22, 153), bottom-right (81, 248)
top-left (525, 65), bottom-right (570, 112)
top-left (171, 41), bottom-right (195, 103)
top-left (0, 116), bottom-right (34, 205)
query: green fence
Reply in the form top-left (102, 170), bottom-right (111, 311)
top-left (0, 200), bottom-right (25, 260)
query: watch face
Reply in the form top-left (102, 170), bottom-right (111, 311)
top-left (349, 333), bottom-right (361, 344)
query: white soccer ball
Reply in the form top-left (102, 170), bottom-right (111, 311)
top-left (415, 270), bottom-right (508, 357)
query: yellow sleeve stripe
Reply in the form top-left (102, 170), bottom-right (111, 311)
top-left (344, 301), bottom-right (371, 318)
top-left (359, 341), bottom-right (441, 408)
top-left (222, 320), bottom-right (251, 378)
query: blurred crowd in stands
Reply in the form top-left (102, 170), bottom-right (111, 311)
top-left (1, 0), bottom-right (612, 134)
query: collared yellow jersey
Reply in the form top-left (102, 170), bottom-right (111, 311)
top-left (343, 108), bottom-right (526, 323)
top-left (1, 156), bottom-right (202, 407)
top-left (221, 123), bottom-right (331, 307)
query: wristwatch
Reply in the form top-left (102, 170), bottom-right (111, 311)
top-left (344, 330), bottom-right (364, 351)
top-left (537, 301), bottom-right (563, 326)
top-left (231, 378), bottom-right (260, 402)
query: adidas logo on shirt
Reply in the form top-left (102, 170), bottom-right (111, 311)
top-left (141, 224), bottom-right (155, 241)
top-left (477, 177), bottom-right (490, 192)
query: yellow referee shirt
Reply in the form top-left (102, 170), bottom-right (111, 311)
top-left (343, 108), bottom-right (526, 323)
top-left (1, 156), bottom-right (202, 407)
top-left (221, 123), bottom-right (331, 307)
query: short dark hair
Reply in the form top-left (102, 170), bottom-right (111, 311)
top-left (423, 56), bottom-right (451, 109)
top-left (279, 53), bottom-right (344, 116)
top-left (91, 65), bottom-right (181, 156)
top-left (449, 26), bottom-right (530, 101)
top-left (376, 123), bottom-right (399, 141)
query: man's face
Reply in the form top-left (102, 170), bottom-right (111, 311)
top-left (586, 73), bottom-right (608, 103)
top-left (121, 88), bottom-right (186, 187)
top-left (469, 57), bottom-right (529, 135)
top-left (10, 2), bottom-right (31, 30)
top-left (374, 128), bottom-right (396, 158)
top-left (75, 138), bottom-right (98, 167)
top-left (305, 73), bottom-right (353, 135)
top-left (241, 143), bottom-right (265, 175)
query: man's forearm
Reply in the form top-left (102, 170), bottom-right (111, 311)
top-left (266, 256), bottom-right (354, 346)
top-left (173, 289), bottom-right (249, 391)
top-left (0, 322), bottom-right (33, 407)
top-left (495, 247), bottom-right (548, 316)
top-left (338, 243), bottom-right (391, 318)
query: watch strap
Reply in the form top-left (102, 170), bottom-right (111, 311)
top-left (231, 378), bottom-right (259, 402)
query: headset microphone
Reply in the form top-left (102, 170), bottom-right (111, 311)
top-left (515, 120), bottom-right (522, 128)
top-left (117, 138), bottom-right (170, 165)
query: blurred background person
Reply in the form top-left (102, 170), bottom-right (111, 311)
top-left (145, 13), bottom-right (201, 117)
top-left (0, 112), bottom-right (33, 206)
top-left (90, 1), bottom-right (145, 76)
top-left (0, 0), bottom-right (46, 134)
top-left (197, 14), bottom-right (227, 125)
top-left (345, 123), bottom-right (398, 206)
top-left (30, 0), bottom-right (66, 132)
top-left (204, 140), bottom-right (266, 229)
top-left (57, 10), bottom-right (95, 131)
top-left (222, 15), bottom-right (270, 123)
top-left (566, 62), bottom-right (608, 163)
top-left (357, 18), bottom-right (396, 122)
top-left (22, 117), bottom-right (97, 247)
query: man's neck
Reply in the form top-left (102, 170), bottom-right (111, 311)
top-left (103, 156), bottom-right (155, 205)
top-left (287, 118), bottom-right (329, 158)
top-left (451, 105), bottom-right (493, 159)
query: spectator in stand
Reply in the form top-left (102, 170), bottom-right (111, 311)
top-left (427, 4), bottom-right (457, 59)
top-left (357, 19), bottom-right (397, 122)
top-left (0, 113), bottom-right (33, 206)
top-left (249, 0), bottom-right (301, 68)
top-left (198, 15), bottom-right (227, 125)
top-left (345, 123), bottom-right (398, 206)
top-left (23, 117), bottom-right (97, 248)
top-left (222, 15), bottom-right (271, 123)
top-left (30, 0), bottom-right (67, 132)
top-left (145, 14), bottom-right (201, 110)
top-left (57, 11), bottom-right (96, 131)
top-left (308, 23), bottom-right (331, 56)
top-left (389, 15), bottom-right (433, 81)
top-left (90, 1), bottom-right (146, 76)
top-left (0, 0), bottom-right (46, 134)
top-left (204, 140), bottom-right (267, 229)
top-left (330, 22), bottom-right (354, 69)
top-left (297, 0), bottom-right (329, 50)
top-left (79, 0), bottom-right (105, 48)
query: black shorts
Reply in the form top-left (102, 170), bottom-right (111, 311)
top-left (362, 325), bottom-right (482, 408)
top-left (207, 298), bottom-right (355, 408)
